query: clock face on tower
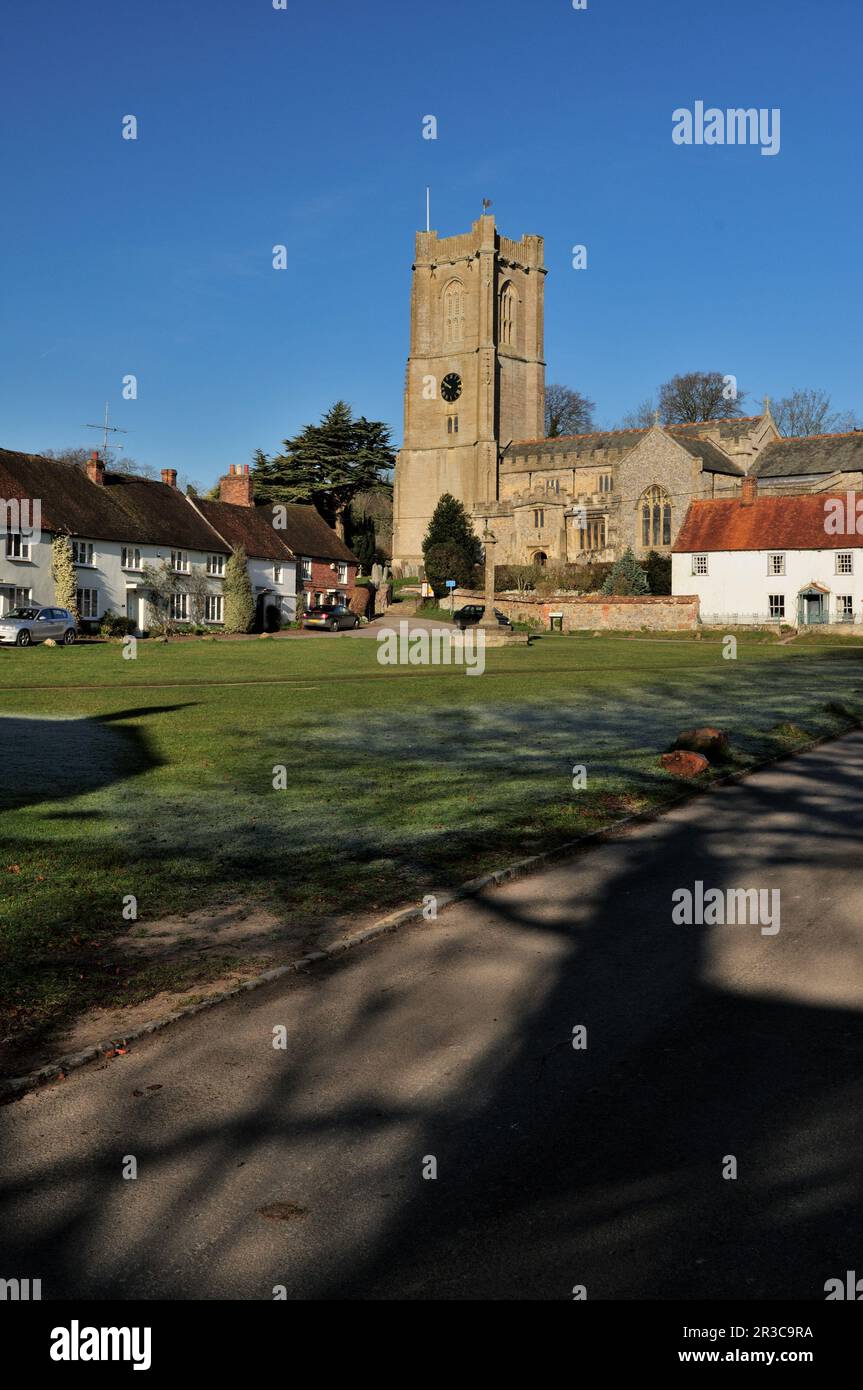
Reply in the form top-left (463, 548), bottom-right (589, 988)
top-left (441, 372), bottom-right (462, 403)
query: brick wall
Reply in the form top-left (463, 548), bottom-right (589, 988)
top-left (298, 558), bottom-right (357, 607)
top-left (453, 588), bottom-right (699, 632)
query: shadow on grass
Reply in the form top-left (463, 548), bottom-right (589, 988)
top-left (0, 735), bottom-right (861, 1299)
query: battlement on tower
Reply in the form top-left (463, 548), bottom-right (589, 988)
top-left (414, 215), bottom-right (545, 271)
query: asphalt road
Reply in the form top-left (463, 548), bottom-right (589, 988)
top-left (2, 734), bottom-right (862, 1301)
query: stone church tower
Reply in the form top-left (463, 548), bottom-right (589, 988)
top-left (392, 213), bottom-right (547, 568)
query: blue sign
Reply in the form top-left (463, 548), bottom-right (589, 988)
top-left (445, 579), bottom-right (456, 589)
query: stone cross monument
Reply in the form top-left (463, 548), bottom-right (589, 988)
top-left (479, 526), bottom-right (500, 630)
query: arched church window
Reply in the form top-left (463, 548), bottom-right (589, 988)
top-left (499, 282), bottom-right (516, 347)
top-left (443, 281), bottom-right (465, 345)
top-left (640, 485), bottom-right (672, 547)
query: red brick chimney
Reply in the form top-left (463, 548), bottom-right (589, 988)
top-left (741, 475), bottom-right (758, 506)
top-left (86, 450), bottom-right (105, 486)
top-left (219, 462), bottom-right (254, 507)
top-left (161, 468), bottom-right (178, 488)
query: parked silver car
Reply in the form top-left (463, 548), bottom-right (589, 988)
top-left (0, 606), bottom-right (78, 647)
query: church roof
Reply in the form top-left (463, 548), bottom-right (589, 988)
top-left (752, 431), bottom-right (863, 478)
top-left (503, 419), bottom-right (749, 475)
top-left (673, 493), bottom-right (863, 553)
top-left (671, 434), bottom-right (745, 476)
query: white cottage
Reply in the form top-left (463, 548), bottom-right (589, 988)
top-left (0, 448), bottom-right (299, 631)
top-left (672, 478), bottom-right (863, 627)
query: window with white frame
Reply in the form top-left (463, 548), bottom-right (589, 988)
top-left (767, 553), bottom-right (785, 576)
top-left (72, 540), bottom-right (94, 566)
top-left (768, 595), bottom-right (785, 619)
top-left (837, 594), bottom-right (854, 621)
top-left (13, 586), bottom-right (31, 606)
top-left (171, 550), bottom-right (190, 573)
top-left (692, 553), bottom-right (708, 575)
top-left (6, 534), bottom-right (32, 560)
top-left (836, 551), bottom-right (853, 575)
top-left (170, 592), bottom-right (189, 621)
top-left (121, 546), bottom-right (142, 571)
top-left (204, 594), bottom-right (224, 623)
top-left (206, 554), bottom-right (225, 577)
top-left (302, 558), bottom-right (312, 581)
top-left (76, 588), bottom-right (99, 619)
top-left (337, 562), bottom-right (348, 583)
top-left (273, 564), bottom-right (283, 585)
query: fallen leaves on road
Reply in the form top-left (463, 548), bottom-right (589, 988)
top-left (257, 1201), bottom-right (308, 1222)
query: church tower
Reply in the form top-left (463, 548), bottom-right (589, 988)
top-left (392, 213), bottom-right (546, 568)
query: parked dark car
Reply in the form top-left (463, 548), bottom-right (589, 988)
top-left (0, 606), bottom-right (78, 647)
top-left (302, 603), bottom-right (360, 632)
top-left (452, 604), bottom-right (512, 632)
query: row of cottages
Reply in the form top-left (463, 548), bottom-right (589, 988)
top-left (0, 448), bottom-right (358, 631)
top-left (672, 477), bottom-right (863, 626)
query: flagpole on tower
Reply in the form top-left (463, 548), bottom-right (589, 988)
top-left (426, 186), bottom-right (430, 233)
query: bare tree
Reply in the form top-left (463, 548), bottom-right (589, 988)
top-left (183, 567), bottom-right (214, 625)
top-left (620, 397), bottom-right (657, 429)
top-left (657, 372), bottom-right (747, 423)
top-left (545, 384), bottom-right (595, 438)
top-left (140, 559), bottom-right (184, 636)
top-left (771, 388), bottom-right (860, 438)
top-left (41, 445), bottom-right (158, 479)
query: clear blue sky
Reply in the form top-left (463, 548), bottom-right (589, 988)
top-left (2, 0), bottom-right (860, 488)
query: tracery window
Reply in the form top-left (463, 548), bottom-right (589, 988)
top-left (641, 485), bottom-right (672, 547)
top-left (444, 281), bottom-right (465, 344)
top-left (499, 282), bottom-right (516, 346)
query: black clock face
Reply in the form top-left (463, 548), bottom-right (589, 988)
top-left (441, 372), bottom-right (462, 403)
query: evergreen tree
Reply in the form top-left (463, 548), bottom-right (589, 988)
top-left (601, 547), bottom-right (650, 596)
top-left (224, 545), bottom-right (255, 633)
top-left (251, 403), bottom-right (394, 538)
top-left (642, 549), bottom-right (671, 595)
top-left (422, 494), bottom-right (483, 569)
top-left (51, 533), bottom-right (78, 619)
top-left (350, 516), bottom-right (377, 572)
top-left (425, 541), bottom-right (480, 596)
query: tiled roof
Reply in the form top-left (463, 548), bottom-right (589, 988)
top-left (194, 499), bottom-right (296, 561)
top-left (672, 434), bottom-right (744, 476)
top-left (672, 493), bottom-right (863, 553)
top-left (752, 431), bottom-right (863, 478)
top-left (503, 418), bottom-right (751, 474)
top-left (264, 503), bottom-right (358, 564)
top-left (0, 448), bottom-right (228, 551)
top-left (672, 416), bottom-right (765, 440)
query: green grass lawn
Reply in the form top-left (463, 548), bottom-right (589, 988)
top-left (2, 630), bottom-right (863, 1062)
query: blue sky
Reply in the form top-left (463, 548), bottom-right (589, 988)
top-left (2, 0), bottom-right (860, 487)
